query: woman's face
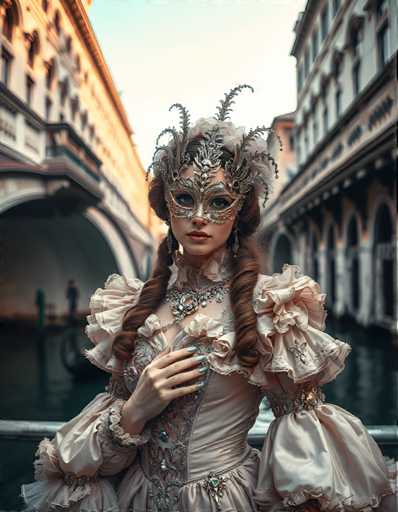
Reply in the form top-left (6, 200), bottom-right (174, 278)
top-left (166, 165), bottom-right (243, 259)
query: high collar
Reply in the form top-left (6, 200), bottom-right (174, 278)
top-left (167, 245), bottom-right (234, 289)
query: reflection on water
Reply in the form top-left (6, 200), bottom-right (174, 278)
top-left (0, 317), bottom-right (397, 509)
top-left (1, 325), bottom-right (107, 423)
top-left (322, 317), bottom-right (397, 426)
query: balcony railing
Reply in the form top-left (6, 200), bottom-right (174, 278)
top-left (1, 420), bottom-right (397, 449)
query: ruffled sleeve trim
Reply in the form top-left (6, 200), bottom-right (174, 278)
top-left (84, 274), bottom-right (144, 375)
top-left (21, 389), bottom-right (148, 511)
top-left (253, 403), bottom-right (396, 512)
top-left (192, 266), bottom-right (351, 390)
top-left (102, 398), bottom-right (151, 448)
top-left (20, 391), bottom-right (118, 512)
top-left (250, 264), bottom-right (352, 387)
top-left (20, 437), bottom-right (120, 512)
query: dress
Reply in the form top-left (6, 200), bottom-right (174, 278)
top-left (21, 247), bottom-right (396, 512)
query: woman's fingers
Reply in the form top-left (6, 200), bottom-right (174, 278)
top-left (152, 345), bottom-right (201, 369)
top-left (167, 381), bottom-right (205, 400)
top-left (165, 365), bottom-right (208, 388)
top-left (162, 353), bottom-right (208, 379)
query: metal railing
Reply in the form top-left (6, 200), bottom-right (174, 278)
top-left (1, 420), bottom-right (397, 448)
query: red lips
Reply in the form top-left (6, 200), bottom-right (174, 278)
top-left (187, 231), bottom-right (210, 238)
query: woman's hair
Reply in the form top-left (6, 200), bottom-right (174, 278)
top-left (113, 137), bottom-right (262, 369)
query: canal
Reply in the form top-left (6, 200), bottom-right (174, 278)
top-left (0, 316), bottom-right (397, 510)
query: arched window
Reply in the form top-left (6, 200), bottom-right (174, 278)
top-left (75, 54), bottom-right (81, 73)
top-left (320, 3), bottom-right (329, 41)
top-left (331, 50), bottom-right (344, 80)
top-left (26, 74), bottom-right (35, 106)
top-left (311, 27), bottom-right (319, 62)
top-left (376, 0), bottom-right (391, 69)
top-left (297, 63), bottom-right (303, 92)
top-left (70, 95), bottom-right (79, 121)
top-left (59, 76), bottom-right (69, 107)
top-left (80, 111), bottom-right (87, 131)
top-left (332, 0), bottom-right (341, 17)
top-left (42, 0), bottom-right (49, 13)
top-left (2, 1), bottom-right (19, 42)
top-left (53, 9), bottom-right (61, 35)
top-left (45, 57), bottom-right (56, 90)
top-left (65, 35), bottom-right (72, 54)
top-left (347, 17), bottom-right (364, 95)
top-left (1, 47), bottom-right (13, 86)
top-left (304, 45), bottom-right (310, 78)
top-left (27, 31), bottom-right (40, 69)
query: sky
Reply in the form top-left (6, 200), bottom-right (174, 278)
top-left (89, 0), bottom-right (307, 170)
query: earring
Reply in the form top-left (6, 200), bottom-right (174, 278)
top-left (232, 225), bottom-right (239, 258)
top-left (166, 227), bottom-right (174, 254)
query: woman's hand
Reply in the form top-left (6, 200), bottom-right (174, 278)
top-left (120, 343), bottom-right (208, 434)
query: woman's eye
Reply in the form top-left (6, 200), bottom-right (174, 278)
top-left (210, 197), bottom-right (233, 210)
top-left (175, 193), bottom-right (194, 207)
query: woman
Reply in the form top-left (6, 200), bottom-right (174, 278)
top-left (22, 85), bottom-right (395, 512)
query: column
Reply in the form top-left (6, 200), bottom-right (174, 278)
top-left (319, 246), bottom-right (327, 297)
top-left (335, 242), bottom-right (346, 317)
top-left (358, 243), bottom-right (372, 326)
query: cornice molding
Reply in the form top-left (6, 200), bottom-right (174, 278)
top-left (60, 0), bottom-right (133, 139)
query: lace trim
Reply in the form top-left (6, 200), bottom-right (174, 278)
top-left (105, 375), bottom-right (131, 400)
top-left (102, 399), bottom-right (151, 448)
top-left (255, 486), bottom-right (395, 512)
top-left (168, 245), bottom-right (234, 289)
top-left (63, 473), bottom-right (99, 486)
top-left (265, 385), bottom-right (325, 418)
top-left (282, 486), bottom-right (396, 511)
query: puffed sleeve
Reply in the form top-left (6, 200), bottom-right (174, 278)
top-left (251, 264), bottom-right (396, 512)
top-left (21, 274), bottom-right (150, 512)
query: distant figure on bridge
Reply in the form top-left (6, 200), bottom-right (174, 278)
top-left (35, 287), bottom-right (45, 331)
top-left (66, 279), bottom-right (79, 325)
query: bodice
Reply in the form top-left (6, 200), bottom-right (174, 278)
top-left (120, 305), bottom-right (263, 511)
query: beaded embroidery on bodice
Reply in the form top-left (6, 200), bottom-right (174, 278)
top-left (142, 339), bottom-right (213, 512)
top-left (123, 328), bottom-right (218, 512)
top-left (123, 247), bottom-right (237, 511)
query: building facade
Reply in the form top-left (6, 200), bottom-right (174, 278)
top-left (0, 0), bottom-right (159, 321)
top-left (259, 0), bottom-right (397, 334)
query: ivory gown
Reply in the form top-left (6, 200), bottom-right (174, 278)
top-left (21, 247), bottom-right (396, 511)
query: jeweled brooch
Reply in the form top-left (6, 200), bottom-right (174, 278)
top-left (201, 471), bottom-right (229, 511)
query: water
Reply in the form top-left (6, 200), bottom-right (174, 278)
top-left (0, 317), bottom-right (397, 510)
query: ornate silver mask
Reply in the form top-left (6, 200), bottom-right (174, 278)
top-left (148, 84), bottom-right (282, 208)
top-left (166, 176), bottom-right (244, 224)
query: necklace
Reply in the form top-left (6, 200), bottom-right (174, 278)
top-left (165, 280), bottom-right (229, 322)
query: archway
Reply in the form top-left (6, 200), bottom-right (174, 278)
top-left (0, 197), bottom-right (137, 322)
top-left (307, 229), bottom-right (320, 282)
top-left (326, 224), bottom-right (336, 306)
top-left (373, 203), bottom-right (394, 320)
top-left (346, 215), bottom-right (360, 313)
top-left (272, 233), bottom-right (293, 273)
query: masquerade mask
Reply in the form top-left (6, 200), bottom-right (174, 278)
top-left (166, 175), bottom-right (244, 224)
top-left (148, 84), bottom-right (282, 208)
